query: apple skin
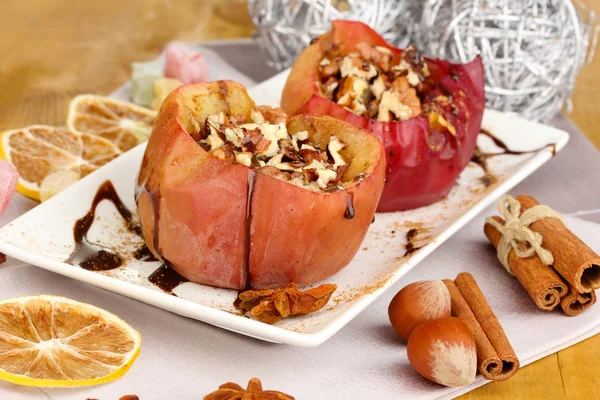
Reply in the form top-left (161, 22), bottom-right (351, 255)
top-left (281, 20), bottom-right (485, 212)
top-left (136, 81), bottom-right (385, 290)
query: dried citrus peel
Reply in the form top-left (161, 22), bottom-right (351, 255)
top-left (0, 295), bottom-right (141, 387)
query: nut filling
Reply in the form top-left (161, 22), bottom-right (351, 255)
top-left (197, 107), bottom-right (354, 192)
top-left (319, 43), bottom-right (456, 131)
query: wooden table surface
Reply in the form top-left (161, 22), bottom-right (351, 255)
top-left (1, 1), bottom-right (598, 398)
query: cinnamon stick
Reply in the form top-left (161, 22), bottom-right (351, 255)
top-left (444, 273), bottom-right (519, 381)
top-left (0, 252), bottom-right (5, 265)
top-left (443, 279), bottom-right (500, 380)
top-left (484, 216), bottom-right (568, 311)
top-left (560, 282), bottom-right (597, 317)
top-left (516, 195), bottom-right (600, 294)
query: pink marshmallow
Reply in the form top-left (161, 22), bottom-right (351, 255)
top-left (164, 43), bottom-right (209, 84)
top-left (0, 160), bottom-right (18, 216)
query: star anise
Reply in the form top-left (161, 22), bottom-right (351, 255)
top-left (235, 282), bottom-right (337, 324)
top-left (0, 252), bottom-right (6, 265)
top-left (204, 378), bottom-right (295, 400)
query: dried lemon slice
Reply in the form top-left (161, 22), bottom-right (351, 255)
top-left (0, 295), bottom-right (141, 387)
top-left (67, 95), bottom-right (157, 151)
top-left (39, 170), bottom-right (81, 202)
top-left (0, 125), bottom-right (122, 200)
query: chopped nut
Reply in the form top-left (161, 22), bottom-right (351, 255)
top-left (212, 144), bottom-right (235, 162)
top-left (235, 152), bottom-right (253, 167)
top-left (275, 162), bottom-right (302, 173)
top-left (317, 42), bottom-right (439, 123)
top-left (223, 127), bottom-right (241, 148)
top-left (256, 105), bottom-right (287, 124)
top-left (327, 136), bottom-right (347, 168)
top-left (243, 128), bottom-right (270, 153)
top-left (200, 111), bottom-right (349, 193)
top-left (300, 146), bottom-right (328, 164)
top-left (335, 76), bottom-right (370, 115)
top-left (377, 76), bottom-right (421, 121)
top-left (204, 119), bottom-right (226, 150)
top-left (302, 168), bottom-right (319, 182)
top-left (340, 55), bottom-right (377, 80)
top-left (320, 56), bottom-right (342, 78)
top-left (322, 77), bottom-right (339, 99)
top-left (356, 42), bottom-right (393, 72)
top-left (235, 283), bottom-right (337, 324)
top-left (316, 168), bottom-right (338, 189)
top-left (280, 139), bottom-right (301, 161)
top-left (266, 153), bottom-right (283, 166)
top-left (371, 75), bottom-right (386, 100)
top-left (378, 92), bottom-right (407, 121)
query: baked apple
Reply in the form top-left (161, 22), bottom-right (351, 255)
top-left (136, 81), bottom-right (385, 290)
top-left (281, 20), bottom-right (485, 212)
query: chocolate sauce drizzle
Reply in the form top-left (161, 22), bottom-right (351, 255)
top-left (404, 228), bottom-right (422, 257)
top-left (471, 128), bottom-right (557, 187)
top-left (68, 180), bottom-right (189, 295)
top-left (344, 191), bottom-right (355, 219)
top-left (66, 181), bottom-right (140, 271)
top-left (243, 170), bottom-right (256, 289)
top-left (134, 244), bottom-right (158, 262)
top-left (148, 263), bottom-right (188, 295)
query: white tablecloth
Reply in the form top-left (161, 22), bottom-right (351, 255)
top-left (1, 41), bottom-right (599, 400)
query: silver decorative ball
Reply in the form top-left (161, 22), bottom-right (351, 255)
top-left (418, 0), bottom-right (599, 122)
top-left (248, 0), bottom-right (419, 70)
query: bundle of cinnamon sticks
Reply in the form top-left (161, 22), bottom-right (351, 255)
top-left (444, 273), bottom-right (519, 381)
top-left (485, 195), bottom-right (600, 316)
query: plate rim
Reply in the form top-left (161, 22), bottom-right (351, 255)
top-left (0, 71), bottom-right (571, 346)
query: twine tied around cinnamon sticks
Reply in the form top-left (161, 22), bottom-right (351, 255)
top-left (484, 195), bottom-right (600, 316)
top-left (485, 195), bottom-right (565, 276)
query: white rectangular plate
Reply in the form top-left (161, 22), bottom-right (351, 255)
top-left (0, 70), bottom-right (568, 346)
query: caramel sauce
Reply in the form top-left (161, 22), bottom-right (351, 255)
top-left (404, 228), bottom-right (422, 256)
top-left (148, 263), bottom-right (188, 295)
top-left (66, 181), bottom-right (139, 271)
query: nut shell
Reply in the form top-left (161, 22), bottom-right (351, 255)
top-left (388, 280), bottom-right (451, 341)
top-left (407, 317), bottom-right (477, 387)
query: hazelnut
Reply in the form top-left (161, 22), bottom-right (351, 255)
top-left (388, 280), bottom-right (451, 341)
top-left (407, 317), bottom-right (477, 387)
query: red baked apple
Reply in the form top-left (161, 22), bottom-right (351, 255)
top-left (136, 81), bottom-right (385, 290)
top-left (281, 20), bottom-right (485, 212)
